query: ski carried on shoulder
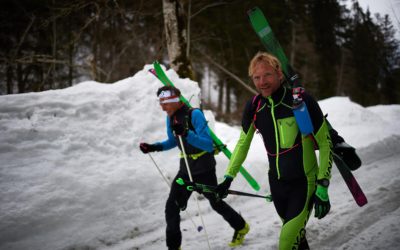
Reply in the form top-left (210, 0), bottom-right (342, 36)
top-left (247, 7), bottom-right (300, 88)
top-left (176, 178), bottom-right (272, 201)
top-left (149, 62), bottom-right (260, 191)
top-left (248, 7), bottom-right (367, 207)
top-left (333, 153), bottom-right (367, 206)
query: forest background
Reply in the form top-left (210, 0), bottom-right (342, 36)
top-left (1, 0), bottom-right (399, 124)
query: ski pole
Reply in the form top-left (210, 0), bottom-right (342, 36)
top-left (148, 153), bottom-right (170, 184)
top-left (228, 190), bottom-right (272, 201)
top-left (147, 153), bottom-right (203, 232)
top-left (178, 135), bottom-right (212, 250)
top-left (176, 178), bottom-right (273, 202)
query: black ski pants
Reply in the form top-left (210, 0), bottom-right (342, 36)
top-left (165, 170), bottom-right (245, 249)
top-left (269, 173), bottom-right (315, 250)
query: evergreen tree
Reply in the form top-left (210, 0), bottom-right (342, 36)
top-left (346, 2), bottom-right (399, 105)
top-left (376, 14), bottom-right (400, 104)
top-left (309, 0), bottom-right (343, 98)
top-left (1, 0), bottom-right (399, 123)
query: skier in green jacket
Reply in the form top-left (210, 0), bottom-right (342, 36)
top-left (216, 52), bottom-right (333, 250)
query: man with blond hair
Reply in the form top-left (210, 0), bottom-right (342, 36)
top-left (217, 52), bottom-right (333, 250)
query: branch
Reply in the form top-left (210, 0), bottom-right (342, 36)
top-left (389, 0), bottom-right (400, 29)
top-left (190, 2), bottom-right (227, 19)
top-left (10, 15), bottom-right (36, 63)
top-left (186, 0), bottom-right (192, 58)
top-left (196, 49), bottom-right (258, 95)
top-left (14, 55), bottom-right (66, 64)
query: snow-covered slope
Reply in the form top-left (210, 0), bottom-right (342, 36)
top-left (1, 65), bottom-right (399, 250)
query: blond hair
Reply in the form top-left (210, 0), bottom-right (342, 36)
top-left (248, 52), bottom-right (282, 77)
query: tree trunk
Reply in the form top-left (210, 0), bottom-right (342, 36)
top-left (217, 78), bottom-right (223, 116)
top-left (51, 0), bottom-right (56, 89)
top-left (162, 0), bottom-right (194, 79)
top-left (290, 22), bottom-right (296, 67)
top-left (226, 79), bottom-right (231, 115)
top-left (6, 65), bottom-right (13, 94)
top-left (68, 42), bottom-right (74, 87)
top-left (17, 63), bottom-right (24, 93)
top-left (336, 47), bottom-right (345, 95)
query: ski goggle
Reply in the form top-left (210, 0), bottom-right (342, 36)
top-left (158, 90), bottom-right (180, 104)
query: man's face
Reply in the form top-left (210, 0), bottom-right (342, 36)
top-left (252, 62), bottom-right (283, 97)
top-left (158, 89), bottom-right (182, 116)
top-left (160, 101), bottom-right (181, 116)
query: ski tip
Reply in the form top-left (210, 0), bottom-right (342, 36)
top-left (153, 61), bottom-right (161, 68)
top-left (251, 183), bottom-right (261, 191)
top-left (356, 197), bottom-right (368, 207)
top-left (247, 6), bottom-right (259, 15)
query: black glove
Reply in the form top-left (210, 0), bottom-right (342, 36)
top-left (139, 143), bottom-right (162, 154)
top-left (216, 176), bottom-right (233, 199)
top-left (314, 185), bottom-right (331, 219)
top-left (329, 127), bottom-right (345, 146)
top-left (334, 142), bottom-right (361, 171)
top-left (171, 122), bottom-right (187, 137)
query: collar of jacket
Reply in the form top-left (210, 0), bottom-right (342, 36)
top-left (171, 103), bottom-right (189, 117)
top-left (262, 85), bottom-right (286, 106)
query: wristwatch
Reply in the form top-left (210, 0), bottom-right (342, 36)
top-left (317, 179), bottom-right (330, 187)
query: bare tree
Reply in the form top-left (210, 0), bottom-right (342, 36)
top-left (162, 0), bottom-right (194, 79)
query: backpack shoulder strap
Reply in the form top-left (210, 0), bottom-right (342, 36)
top-left (251, 94), bottom-right (262, 127)
top-left (187, 108), bottom-right (202, 131)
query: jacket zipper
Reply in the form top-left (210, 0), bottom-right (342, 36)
top-left (268, 96), bottom-right (281, 179)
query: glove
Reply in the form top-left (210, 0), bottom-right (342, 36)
top-left (171, 122), bottom-right (187, 137)
top-left (334, 142), bottom-right (355, 156)
top-left (329, 127), bottom-right (345, 146)
top-left (216, 176), bottom-right (233, 199)
top-left (334, 142), bottom-right (361, 171)
top-left (139, 143), bottom-right (162, 154)
top-left (314, 184), bottom-right (331, 219)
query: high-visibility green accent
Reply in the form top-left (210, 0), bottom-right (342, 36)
top-left (257, 102), bottom-right (267, 113)
top-left (314, 119), bottom-right (333, 180)
top-left (176, 178), bottom-right (185, 186)
top-left (228, 222), bottom-right (250, 247)
top-left (315, 185), bottom-right (329, 201)
top-left (279, 173), bottom-right (315, 250)
top-left (268, 97), bottom-right (281, 179)
top-left (225, 126), bottom-right (256, 179)
top-left (153, 61), bottom-right (260, 191)
top-left (277, 116), bottom-right (298, 149)
top-left (176, 178), bottom-right (195, 191)
top-left (179, 151), bottom-right (208, 160)
top-left (301, 134), bottom-right (319, 177)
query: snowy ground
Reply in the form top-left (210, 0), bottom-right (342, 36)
top-left (1, 65), bottom-right (399, 250)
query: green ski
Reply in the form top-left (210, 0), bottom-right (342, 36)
top-left (150, 61), bottom-right (260, 191)
top-left (247, 7), bottom-right (301, 87)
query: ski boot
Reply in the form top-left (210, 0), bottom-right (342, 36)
top-left (229, 222), bottom-right (250, 247)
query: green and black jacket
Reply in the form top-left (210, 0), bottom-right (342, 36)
top-left (226, 85), bottom-right (333, 181)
